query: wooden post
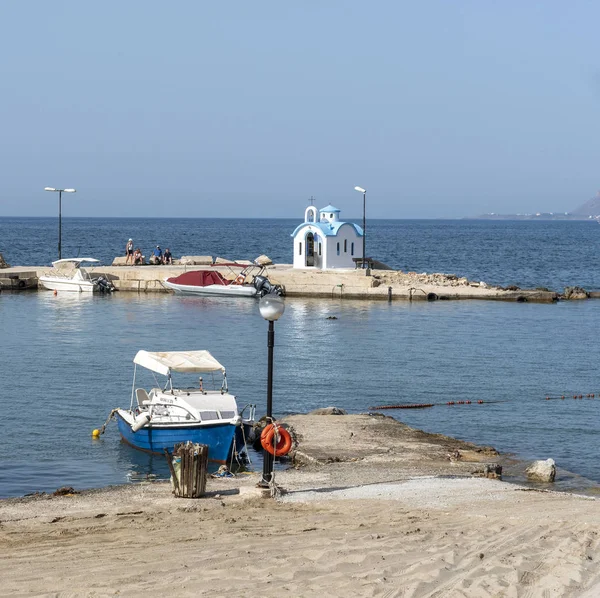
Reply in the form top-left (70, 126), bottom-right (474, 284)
top-left (168, 442), bottom-right (208, 498)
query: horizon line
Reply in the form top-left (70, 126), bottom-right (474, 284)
top-left (0, 215), bottom-right (466, 221)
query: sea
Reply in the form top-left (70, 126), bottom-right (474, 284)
top-left (1, 217), bottom-right (600, 498)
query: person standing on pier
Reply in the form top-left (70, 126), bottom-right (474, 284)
top-left (125, 238), bottom-right (134, 265)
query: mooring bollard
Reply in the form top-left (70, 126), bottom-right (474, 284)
top-left (165, 442), bottom-right (208, 498)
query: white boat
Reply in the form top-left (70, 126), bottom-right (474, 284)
top-left (164, 265), bottom-right (283, 298)
top-left (39, 258), bottom-right (114, 293)
top-left (112, 350), bottom-right (256, 463)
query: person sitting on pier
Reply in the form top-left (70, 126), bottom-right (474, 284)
top-left (133, 247), bottom-right (143, 265)
top-left (150, 245), bottom-right (163, 265)
top-left (163, 248), bottom-right (173, 265)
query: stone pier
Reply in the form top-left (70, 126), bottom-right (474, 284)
top-left (0, 263), bottom-right (562, 302)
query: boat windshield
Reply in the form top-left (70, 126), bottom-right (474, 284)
top-left (167, 371), bottom-right (226, 393)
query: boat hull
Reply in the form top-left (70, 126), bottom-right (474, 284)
top-left (163, 280), bottom-right (257, 297)
top-left (116, 411), bottom-right (237, 463)
top-left (39, 277), bottom-right (96, 292)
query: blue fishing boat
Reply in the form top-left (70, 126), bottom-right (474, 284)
top-left (115, 350), bottom-right (255, 463)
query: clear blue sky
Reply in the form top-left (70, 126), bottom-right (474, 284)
top-left (1, 1), bottom-right (600, 218)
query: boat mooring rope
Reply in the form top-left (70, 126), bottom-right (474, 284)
top-left (267, 420), bottom-right (282, 499)
top-left (92, 409), bottom-right (119, 438)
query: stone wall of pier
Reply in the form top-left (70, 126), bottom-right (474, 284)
top-left (0, 263), bottom-right (562, 302)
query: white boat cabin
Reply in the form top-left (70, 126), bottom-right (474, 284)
top-left (124, 350), bottom-right (244, 428)
top-left (291, 204), bottom-right (363, 269)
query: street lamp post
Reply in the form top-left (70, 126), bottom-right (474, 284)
top-left (354, 186), bottom-right (366, 268)
top-left (257, 292), bottom-right (286, 487)
top-left (44, 187), bottom-right (76, 260)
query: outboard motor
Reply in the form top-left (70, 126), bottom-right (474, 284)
top-left (96, 276), bottom-right (115, 294)
top-left (253, 275), bottom-right (284, 297)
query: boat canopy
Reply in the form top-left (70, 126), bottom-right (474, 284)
top-left (52, 258), bottom-right (100, 267)
top-left (166, 271), bottom-right (230, 287)
top-left (133, 350), bottom-right (226, 376)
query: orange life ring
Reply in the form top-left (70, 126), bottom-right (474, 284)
top-left (233, 274), bottom-right (245, 285)
top-left (260, 424), bottom-right (293, 456)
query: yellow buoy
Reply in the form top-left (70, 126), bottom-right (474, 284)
top-left (92, 429), bottom-right (101, 438)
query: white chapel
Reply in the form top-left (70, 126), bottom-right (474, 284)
top-left (291, 204), bottom-right (364, 269)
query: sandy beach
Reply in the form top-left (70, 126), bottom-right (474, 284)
top-left (3, 414), bottom-right (600, 597)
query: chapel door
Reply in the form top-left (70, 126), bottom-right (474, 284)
top-left (306, 233), bottom-right (315, 267)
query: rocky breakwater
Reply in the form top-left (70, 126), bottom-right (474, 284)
top-left (372, 270), bottom-right (559, 302)
top-left (269, 267), bottom-right (559, 303)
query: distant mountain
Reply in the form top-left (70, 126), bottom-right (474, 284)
top-left (470, 212), bottom-right (586, 220)
top-left (571, 192), bottom-right (600, 216)
top-left (472, 191), bottom-right (600, 220)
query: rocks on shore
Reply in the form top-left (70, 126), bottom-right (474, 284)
top-left (308, 407), bottom-right (347, 415)
top-left (373, 270), bottom-right (500, 290)
top-left (563, 286), bottom-right (589, 300)
top-left (178, 256), bottom-right (213, 265)
top-left (484, 463), bottom-right (503, 479)
top-left (526, 458), bottom-right (556, 483)
top-left (471, 463), bottom-right (503, 479)
top-left (255, 254), bottom-right (273, 266)
top-left (112, 256), bottom-right (147, 266)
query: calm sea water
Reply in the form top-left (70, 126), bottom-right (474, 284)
top-left (1, 218), bottom-right (600, 498)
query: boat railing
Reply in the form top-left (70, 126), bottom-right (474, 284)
top-left (79, 268), bottom-right (95, 282)
top-left (239, 403), bottom-right (256, 421)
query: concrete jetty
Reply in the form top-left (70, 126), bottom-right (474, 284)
top-left (0, 262), bottom-right (562, 302)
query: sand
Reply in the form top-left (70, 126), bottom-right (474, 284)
top-left (2, 414), bottom-right (600, 597)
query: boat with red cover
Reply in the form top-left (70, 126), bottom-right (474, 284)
top-left (164, 270), bottom-right (258, 297)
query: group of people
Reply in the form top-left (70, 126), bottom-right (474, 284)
top-left (125, 238), bottom-right (173, 265)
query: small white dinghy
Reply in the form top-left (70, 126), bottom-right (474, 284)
top-left (39, 258), bottom-right (114, 293)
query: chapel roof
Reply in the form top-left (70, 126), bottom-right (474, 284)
top-left (291, 221), bottom-right (363, 238)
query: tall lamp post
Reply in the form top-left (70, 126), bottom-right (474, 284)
top-left (257, 292), bottom-right (286, 487)
top-left (44, 187), bottom-right (76, 260)
top-left (354, 186), bottom-right (366, 268)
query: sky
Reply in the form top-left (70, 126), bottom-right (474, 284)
top-left (1, 1), bottom-right (600, 219)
